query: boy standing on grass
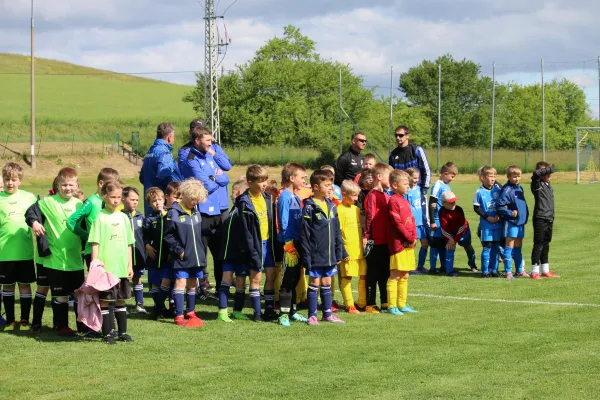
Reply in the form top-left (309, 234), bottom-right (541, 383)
top-left (89, 181), bottom-right (135, 344)
top-left (27, 167), bottom-right (83, 337)
top-left (299, 170), bottom-right (347, 325)
top-left (121, 186), bottom-right (148, 314)
top-left (497, 165), bottom-right (529, 280)
top-left (164, 178), bottom-right (208, 328)
top-left (473, 166), bottom-right (502, 278)
top-left (438, 191), bottom-right (470, 277)
top-left (405, 168), bottom-right (429, 274)
top-left (364, 163), bottom-right (393, 313)
top-left (530, 162), bottom-right (560, 279)
top-left (387, 170), bottom-right (418, 315)
top-left (0, 163), bottom-right (37, 330)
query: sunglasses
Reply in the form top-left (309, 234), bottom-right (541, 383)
top-left (356, 139), bottom-right (367, 143)
top-left (396, 133), bottom-right (409, 139)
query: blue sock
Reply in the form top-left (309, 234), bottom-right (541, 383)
top-left (514, 247), bottom-right (523, 273)
top-left (307, 285), bottom-right (319, 317)
top-left (445, 249), bottom-right (455, 275)
top-left (134, 283), bottom-right (144, 305)
top-left (503, 247), bottom-right (513, 274)
top-left (466, 248), bottom-right (477, 269)
top-left (173, 289), bottom-right (185, 317)
top-left (489, 244), bottom-right (499, 274)
top-left (186, 290), bottom-right (196, 313)
top-left (264, 289), bottom-right (275, 311)
top-left (249, 289), bottom-right (261, 317)
top-left (439, 247), bottom-right (447, 271)
top-left (234, 289), bottom-right (245, 312)
top-left (149, 286), bottom-right (159, 305)
top-left (320, 285), bottom-right (332, 319)
top-left (156, 285), bottom-right (169, 313)
top-left (481, 247), bottom-right (491, 275)
top-left (418, 247), bottom-right (427, 269)
top-left (429, 247), bottom-right (439, 271)
top-left (219, 282), bottom-right (231, 310)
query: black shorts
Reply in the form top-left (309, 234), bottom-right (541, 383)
top-left (36, 264), bottom-right (51, 288)
top-left (0, 260), bottom-right (37, 285)
top-left (99, 278), bottom-right (131, 301)
top-left (48, 269), bottom-right (85, 298)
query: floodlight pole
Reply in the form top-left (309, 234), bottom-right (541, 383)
top-left (437, 63), bottom-right (441, 172)
top-left (597, 56), bottom-right (599, 125)
top-left (339, 68), bottom-right (343, 155)
top-left (30, 0), bottom-right (36, 168)
top-left (490, 61), bottom-right (495, 166)
top-left (389, 65), bottom-right (393, 154)
top-left (204, 0), bottom-right (226, 143)
top-left (541, 58), bottom-right (545, 161)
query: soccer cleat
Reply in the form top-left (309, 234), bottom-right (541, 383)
top-left (505, 273), bottom-right (514, 280)
top-left (322, 314), bottom-right (345, 323)
top-left (380, 304), bottom-right (388, 312)
top-left (174, 315), bottom-right (186, 327)
top-left (135, 305), bottom-right (148, 314)
top-left (4, 321), bottom-right (18, 332)
top-left (57, 327), bottom-right (77, 337)
top-left (446, 273), bottom-right (459, 277)
top-left (515, 271), bottom-right (530, 278)
top-left (365, 306), bottom-right (380, 314)
top-left (110, 330), bottom-right (119, 339)
top-left (428, 268), bottom-right (439, 274)
top-left (103, 335), bottom-right (117, 345)
top-left (388, 307), bottom-right (404, 316)
top-left (263, 309), bottom-right (279, 321)
top-left (117, 333), bottom-right (135, 342)
top-left (400, 305), bottom-right (418, 313)
top-left (290, 313), bottom-right (308, 323)
top-left (82, 330), bottom-right (103, 340)
top-left (19, 319), bottom-right (30, 327)
top-left (217, 310), bottom-right (233, 323)
top-left (491, 272), bottom-right (500, 278)
top-left (542, 271), bottom-right (560, 278)
top-left (354, 303), bottom-right (366, 312)
top-left (482, 273), bottom-right (491, 278)
top-left (331, 300), bottom-right (341, 312)
top-left (410, 268), bottom-right (428, 275)
top-left (30, 323), bottom-right (42, 334)
top-left (531, 273), bottom-right (542, 280)
top-left (185, 311), bottom-right (204, 328)
top-left (346, 305), bottom-right (360, 314)
top-left (307, 316), bottom-right (319, 326)
top-left (252, 314), bottom-right (263, 323)
top-left (231, 311), bottom-right (249, 320)
top-left (278, 314), bottom-right (291, 327)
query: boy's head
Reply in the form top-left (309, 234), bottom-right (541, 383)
top-left (231, 180), bottom-right (249, 203)
top-left (536, 161), bottom-right (553, 182)
top-left (281, 162), bottom-right (307, 190)
top-left (320, 165), bottom-right (335, 174)
top-left (2, 162), bottom-right (24, 194)
top-left (165, 181), bottom-right (182, 208)
top-left (481, 165), bottom-right (497, 188)
top-left (122, 186), bottom-right (140, 211)
top-left (363, 153), bottom-right (376, 170)
top-left (320, 168), bottom-right (336, 198)
top-left (146, 187), bottom-right (165, 212)
top-left (57, 167), bottom-right (79, 200)
top-left (101, 180), bottom-right (124, 211)
top-left (373, 162), bottom-right (393, 189)
top-left (179, 178), bottom-right (208, 210)
top-left (246, 164), bottom-right (269, 195)
top-left (310, 169), bottom-right (333, 198)
top-left (340, 179), bottom-right (360, 206)
top-left (505, 165), bottom-right (522, 185)
top-left (441, 190), bottom-right (458, 210)
top-left (389, 170), bottom-right (410, 195)
top-left (73, 188), bottom-right (85, 201)
top-left (440, 162), bottom-right (458, 184)
top-left (358, 168), bottom-right (374, 190)
top-left (265, 179), bottom-right (279, 199)
top-left (97, 168), bottom-right (120, 191)
top-left (405, 167), bottom-right (419, 188)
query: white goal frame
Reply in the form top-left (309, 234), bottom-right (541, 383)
top-left (576, 127), bottom-right (600, 184)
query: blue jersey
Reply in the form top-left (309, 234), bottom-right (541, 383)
top-left (277, 189), bottom-right (302, 243)
top-left (430, 180), bottom-right (450, 224)
top-left (473, 184), bottom-right (502, 231)
top-left (406, 186), bottom-right (424, 227)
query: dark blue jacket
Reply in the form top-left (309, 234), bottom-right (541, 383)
top-left (163, 202), bottom-right (207, 270)
top-left (220, 190), bottom-right (277, 271)
top-left (142, 210), bottom-right (170, 269)
top-left (211, 144), bottom-right (233, 211)
top-left (299, 197), bottom-right (347, 269)
top-left (122, 209), bottom-right (146, 270)
top-left (140, 139), bottom-right (183, 213)
top-left (496, 182), bottom-right (529, 226)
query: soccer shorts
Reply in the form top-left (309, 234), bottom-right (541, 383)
top-left (504, 221), bottom-right (525, 239)
top-left (133, 268), bottom-right (146, 277)
top-left (390, 248), bottom-right (416, 271)
top-left (0, 260), bottom-right (37, 285)
top-left (262, 240), bottom-right (275, 269)
top-left (174, 267), bottom-right (204, 280)
top-left (339, 258), bottom-right (365, 277)
top-left (223, 262), bottom-right (249, 277)
top-left (416, 225), bottom-right (429, 240)
top-left (99, 278), bottom-right (131, 301)
top-left (306, 265), bottom-right (338, 278)
top-left (480, 227), bottom-right (501, 242)
top-left (36, 263), bottom-right (51, 288)
top-left (48, 269), bottom-right (85, 298)
top-left (458, 229), bottom-right (472, 247)
top-left (148, 267), bottom-right (173, 285)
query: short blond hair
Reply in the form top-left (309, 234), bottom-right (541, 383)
top-left (506, 165), bottom-right (522, 177)
top-left (405, 167), bottom-right (419, 178)
top-left (246, 165), bottom-right (268, 183)
top-left (179, 178), bottom-right (208, 203)
top-left (389, 169), bottom-right (410, 185)
top-left (320, 165), bottom-right (335, 174)
top-left (2, 162), bottom-right (24, 181)
top-left (340, 180), bottom-right (360, 195)
top-left (145, 187), bottom-right (164, 203)
top-left (441, 162), bottom-right (458, 175)
top-left (481, 165), bottom-right (496, 177)
top-left (373, 162), bottom-right (393, 177)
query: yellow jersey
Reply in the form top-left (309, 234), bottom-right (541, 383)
top-left (250, 192), bottom-right (269, 240)
top-left (337, 203), bottom-right (364, 260)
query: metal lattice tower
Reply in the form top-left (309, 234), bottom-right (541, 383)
top-left (204, 0), bottom-right (227, 143)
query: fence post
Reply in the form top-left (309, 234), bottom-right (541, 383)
top-left (280, 143), bottom-right (284, 166)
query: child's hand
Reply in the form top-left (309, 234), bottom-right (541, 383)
top-left (362, 237), bottom-right (367, 248)
top-left (344, 256), bottom-right (350, 262)
top-left (411, 240), bottom-right (418, 248)
top-left (430, 223), bottom-right (437, 231)
top-left (447, 238), bottom-right (455, 247)
top-left (486, 216), bottom-right (496, 224)
top-left (32, 221), bottom-right (46, 237)
top-left (445, 242), bottom-right (456, 250)
top-left (179, 252), bottom-right (185, 260)
top-left (145, 244), bottom-right (157, 260)
top-left (127, 267), bottom-right (134, 280)
top-left (511, 210), bottom-right (518, 218)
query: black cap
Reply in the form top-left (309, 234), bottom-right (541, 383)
top-left (189, 119), bottom-right (207, 130)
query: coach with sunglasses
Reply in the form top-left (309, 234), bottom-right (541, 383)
top-left (389, 125), bottom-right (431, 196)
top-left (334, 132), bottom-right (367, 186)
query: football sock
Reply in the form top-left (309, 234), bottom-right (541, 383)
top-left (149, 286), bottom-right (159, 306)
top-left (173, 288), bottom-right (185, 317)
top-left (108, 303), bottom-right (116, 331)
top-left (489, 244), bottom-right (499, 274)
top-left (439, 247), bottom-right (447, 271)
top-left (279, 289), bottom-right (292, 315)
top-left (514, 247), bottom-right (523, 273)
top-left (330, 276), bottom-right (336, 303)
top-left (264, 289), bottom-right (275, 312)
top-left (2, 290), bottom-right (15, 323)
top-left (156, 285), bottom-right (170, 313)
top-left (503, 247), bottom-right (513, 274)
top-left (51, 299), bottom-right (58, 329)
top-left (532, 264), bottom-right (540, 275)
top-left (481, 246), bottom-right (491, 275)
top-left (32, 292), bottom-right (46, 325)
top-left (445, 249), bottom-right (455, 275)
top-left (397, 277), bottom-right (408, 309)
top-left (55, 301), bottom-right (69, 329)
top-left (233, 288), bottom-right (245, 312)
top-left (339, 278), bottom-right (353, 308)
top-left (541, 263), bottom-right (550, 274)
top-left (186, 290), bottom-right (196, 313)
top-left (101, 306), bottom-right (111, 336)
top-left (218, 282), bottom-right (231, 310)
top-left (357, 278), bottom-right (367, 308)
top-left (249, 288), bottom-right (261, 317)
top-left (386, 279), bottom-right (398, 309)
top-left (320, 285), bottom-right (332, 319)
top-left (466, 247), bottom-right (477, 269)
top-left (115, 306), bottom-right (127, 333)
top-left (429, 248), bottom-right (439, 270)
top-left (20, 292), bottom-right (32, 321)
top-left (418, 247), bottom-right (427, 269)
top-left (274, 263), bottom-right (282, 302)
top-left (307, 284), bottom-right (319, 317)
top-left (134, 284), bottom-right (144, 305)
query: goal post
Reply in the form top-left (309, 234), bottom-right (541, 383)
top-left (576, 127), bottom-right (600, 184)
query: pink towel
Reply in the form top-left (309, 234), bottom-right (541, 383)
top-left (75, 259), bottom-right (120, 332)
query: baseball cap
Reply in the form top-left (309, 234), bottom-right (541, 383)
top-left (441, 191), bottom-right (458, 203)
top-left (189, 118), bottom-right (207, 130)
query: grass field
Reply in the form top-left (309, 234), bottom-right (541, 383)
top-left (0, 178), bottom-right (598, 399)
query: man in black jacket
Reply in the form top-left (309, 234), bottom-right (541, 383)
top-left (388, 125), bottom-right (431, 196)
top-left (334, 132), bottom-right (367, 186)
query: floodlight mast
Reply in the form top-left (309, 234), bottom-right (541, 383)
top-left (204, 0), bottom-right (227, 143)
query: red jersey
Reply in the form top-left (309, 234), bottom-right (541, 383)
top-left (439, 205), bottom-right (469, 243)
top-left (364, 189), bottom-right (391, 245)
top-left (387, 194), bottom-right (417, 256)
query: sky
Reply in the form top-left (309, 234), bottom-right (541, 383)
top-left (1, 0), bottom-right (599, 117)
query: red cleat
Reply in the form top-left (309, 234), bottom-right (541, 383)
top-left (542, 271), bottom-right (560, 278)
top-left (531, 273), bottom-right (542, 280)
top-left (331, 300), bottom-right (341, 312)
top-left (185, 311), bottom-right (204, 328)
top-left (346, 305), bottom-right (360, 314)
top-left (174, 315), bottom-right (186, 327)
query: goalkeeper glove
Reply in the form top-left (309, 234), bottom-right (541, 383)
top-left (284, 241), bottom-right (298, 267)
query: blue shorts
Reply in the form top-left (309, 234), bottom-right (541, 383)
top-left (458, 229), bottom-right (472, 247)
top-left (148, 267), bottom-right (172, 285)
top-left (504, 222), bottom-right (525, 239)
top-left (306, 265), bottom-right (338, 278)
top-left (480, 228), bottom-right (501, 242)
top-left (223, 262), bottom-right (249, 277)
top-left (174, 267), bottom-right (204, 280)
top-left (133, 268), bottom-right (145, 277)
top-left (416, 225), bottom-right (429, 240)
top-left (262, 240), bottom-right (275, 268)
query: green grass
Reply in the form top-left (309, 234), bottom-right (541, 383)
top-left (1, 180), bottom-right (599, 399)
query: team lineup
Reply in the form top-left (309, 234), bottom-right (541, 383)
top-left (0, 121), bottom-right (559, 342)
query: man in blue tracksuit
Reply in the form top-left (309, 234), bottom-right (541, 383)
top-left (139, 123), bottom-right (183, 214)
